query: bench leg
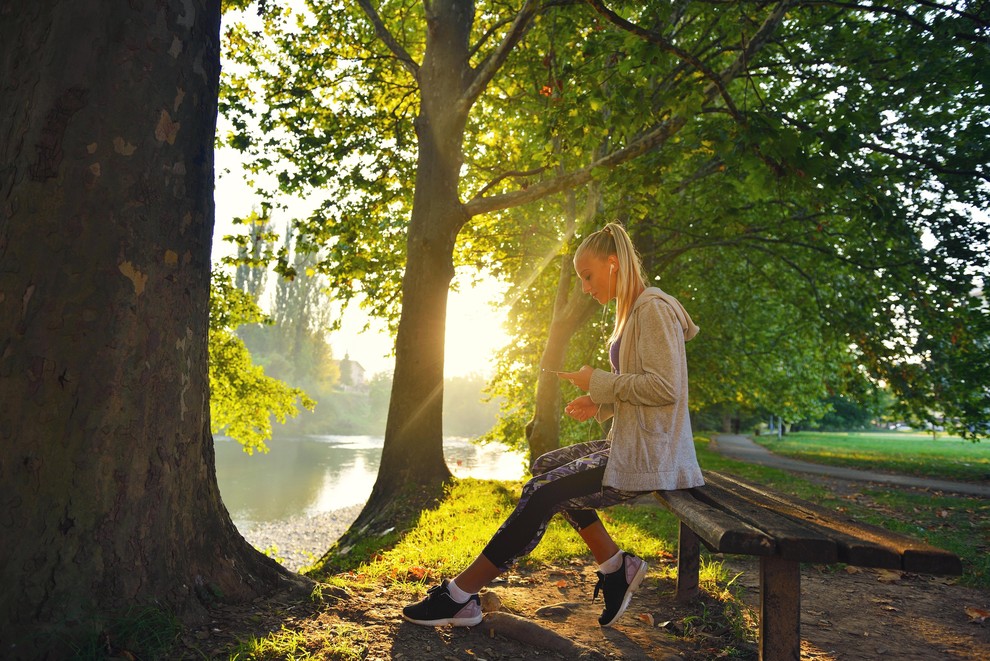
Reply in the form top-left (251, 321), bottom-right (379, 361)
top-left (675, 521), bottom-right (700, 601)
top-left (759, 556), bottom-right (801, 661)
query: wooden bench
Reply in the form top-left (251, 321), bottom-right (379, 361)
top-left (654, 470), bottom-right (963, 661)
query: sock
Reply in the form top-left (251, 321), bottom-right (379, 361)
top-left (598, 550), bottom-right (625, 574)
top-left (446, 578), bottom-right (474, 603)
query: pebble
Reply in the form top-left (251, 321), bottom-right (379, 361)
top-left (239, 504), bottom-right (365, 572)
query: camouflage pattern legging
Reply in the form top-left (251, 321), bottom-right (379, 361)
top-left (481, 439), bottom-right (644, 570)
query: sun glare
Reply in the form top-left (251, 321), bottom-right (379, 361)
top-left (444, 274), bottom-right (510, 378)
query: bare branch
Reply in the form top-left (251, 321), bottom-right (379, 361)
top-left (805, 0), bottom-right (990, 42)
top-left (458, 0), bottom-right (540, 113)
top-left (864, 142), bottom-right (990, 184)
top-left (475, 166), bottom-right (548, 198)
top-left (356, 0), bottom-right (420, 79)
top-left (717, 0), bottom-right (794, 86)
top-left (464, 114), bottom-right (687, 217)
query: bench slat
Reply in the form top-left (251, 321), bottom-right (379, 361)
top-left (691, 482), bottom-right (838, 564)
top-left (703, 472), bottom-right (903, 570)
top-left (705, 471), bottom-right (963, 575)
top-left (654, 490), bottom-right (775, 556)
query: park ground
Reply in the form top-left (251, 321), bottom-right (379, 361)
top-left (170, 433), bottom-right (989, 660)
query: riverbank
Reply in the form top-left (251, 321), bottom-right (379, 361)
top-left (238, 504), bottom-right (365, 572)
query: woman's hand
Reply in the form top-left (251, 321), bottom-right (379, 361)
top-left (557, 365), bottom-right (594, 392)
top-left (564, 394), bottom-right (599, 422)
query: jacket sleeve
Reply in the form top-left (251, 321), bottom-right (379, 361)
top-left (588, 299), bottom-right (685, 407)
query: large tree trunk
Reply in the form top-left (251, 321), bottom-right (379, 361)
top-left (0, 1), bottom-right (299, 653)
top-left (340, 0), bottom-right (472, 537)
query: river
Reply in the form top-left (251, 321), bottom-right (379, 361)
top-left (215, 434), bottom-right (527, 531)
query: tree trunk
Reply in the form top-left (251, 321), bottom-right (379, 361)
top-left (527, 264), bottom-right (598, 459)
top-left (0, 1), bottom-right (299, 652)
top-left (343, 0), bottom-right (472, 534)
top-left (526, 185), bottom-right (601, 459)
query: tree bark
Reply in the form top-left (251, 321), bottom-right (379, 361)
top-left (527, 264), bottom-right (599, 459)
top-left (347, 0), bottom-right (472, 530)
top-left (0, 1), bottom-right (299, 652)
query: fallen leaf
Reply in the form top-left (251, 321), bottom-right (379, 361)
top-left (554, 579), bottom-right (568, 588)
top-left (407, 566), bottom-right (429, 580)
top-left (638, 613), bottom-right (655, 626)
top-left (964, 606), bottom-right (990, 622)
top-left (875, 569), bottom-right (903, 583)
top-left (844, 566), bottom-right (862, 575)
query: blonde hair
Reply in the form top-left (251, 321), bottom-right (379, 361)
top-left (575, 222), bottom-right (647, 344)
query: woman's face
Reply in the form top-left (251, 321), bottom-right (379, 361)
top-left (574, 252), bottom-right (618, 305)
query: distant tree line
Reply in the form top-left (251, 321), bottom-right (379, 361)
top-left (215, 212), bottom-right (500, 441)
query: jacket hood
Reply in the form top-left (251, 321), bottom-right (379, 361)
top-left (636, 287), bottom-right (699, 341)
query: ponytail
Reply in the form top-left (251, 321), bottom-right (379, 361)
top-left (574, 223), bottom-right (647, 344)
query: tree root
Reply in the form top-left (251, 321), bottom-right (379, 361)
top-left (480, 612), bottom-right (607, 660)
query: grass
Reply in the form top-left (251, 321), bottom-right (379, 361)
top-left (348, 477), bottom-right (684, 586)
top-left (228, 623), bottom-right (368, 660)
top-left (68, 606), bottom-right (180, 660)
top-left (753, 430), bottom-right (990, 483)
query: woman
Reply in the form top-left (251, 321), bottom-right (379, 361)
top-left (403, 223), bottom-right (704, 628)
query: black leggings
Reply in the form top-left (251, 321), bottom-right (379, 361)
top-left (481, 440), bottom-right (642, 570)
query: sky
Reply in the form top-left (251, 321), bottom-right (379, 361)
top-left (212, 146), bottom-right (510, 379)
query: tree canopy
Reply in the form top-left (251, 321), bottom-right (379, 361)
top-left (220, 0), bottom-right (989, 488)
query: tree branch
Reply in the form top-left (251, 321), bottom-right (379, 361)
top-left (475, 166), bottom-right (548, 198)
top-left (464, 114), bottom-right (686, 217)
top-left (585, 0), bottom-right (741, 120)
top-left (864, 142), bottom-right (990, 184)
top-left (356, 0), bottom-right (420, 80)
top-left (717, 0), bottom-right (794, 86)
top-left (805, 0), bottom-right (989, 42)
top-left (458, 0), bottom-right (542, 114)
top-left (464, 1), bottom-right (794, 219)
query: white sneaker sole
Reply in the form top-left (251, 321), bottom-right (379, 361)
top-left (600, 560), bottom-right (649, 627)
top-left (402, 613), bottom-right (484, 627)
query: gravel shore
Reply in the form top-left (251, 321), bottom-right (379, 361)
top-left (238, 504), bottom-right (364, 572)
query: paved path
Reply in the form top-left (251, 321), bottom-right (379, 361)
top-left (711, 434), bottom-right (990, 498)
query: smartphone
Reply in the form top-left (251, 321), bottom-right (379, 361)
top-left (541, 368), bottom-right (569, 374)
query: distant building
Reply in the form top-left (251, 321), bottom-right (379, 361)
top-left (336, 353), bottom-right (367, 390)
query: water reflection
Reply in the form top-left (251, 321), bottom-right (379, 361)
top-left (215, 435), bottom-right (526, 529)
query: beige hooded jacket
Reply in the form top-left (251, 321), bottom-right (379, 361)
top-left (588, 287), bottom-right (705, 491)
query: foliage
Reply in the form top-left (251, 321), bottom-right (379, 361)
top-left (219, 0), bottom-right (990, 473)
top-left (209, 270), bottom-right (315, 453)
top-left (812, 395), bottom-right (884, 432)
top-left (483, 0), bottom-right (990, 443)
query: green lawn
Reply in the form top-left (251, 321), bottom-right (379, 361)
top-left (752, 430), bottom-right (990, 484)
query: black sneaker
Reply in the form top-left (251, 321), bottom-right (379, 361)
top-left (593, 552), bottom-right (648, 626)
top-left (402, 580), bottom-right (483, 627)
